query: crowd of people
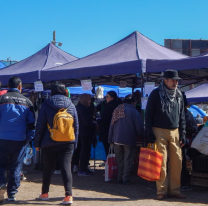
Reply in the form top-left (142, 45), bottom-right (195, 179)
top-left (0, 69), bottom-right (204, 204)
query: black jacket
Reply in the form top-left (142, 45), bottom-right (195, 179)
top-left (99, 99), bottom-right (121, 142)
top-left (34, 95), bottom-right (79, 149)
top-left (145, 88), bottom-right (186, 140)
top-left (76, 103), bottom-right (96, 137)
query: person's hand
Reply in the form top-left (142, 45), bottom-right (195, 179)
top-left (180, 135), bottom-right (186, 148)
top-left (147, 133), bottom-right (156, 144)
top-left (35, 147), bottom-right (40, 151)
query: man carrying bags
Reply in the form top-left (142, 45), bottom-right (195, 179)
top-left (145, 70), bottom-right (186, 200)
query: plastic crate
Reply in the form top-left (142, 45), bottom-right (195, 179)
top-left (192, 155), bottom-right (208, 173)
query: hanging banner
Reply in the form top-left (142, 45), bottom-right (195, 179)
top-left (120, 81), bottom-right (126, 88)
top-left (34, 81), bottom-right (43, 92)
top-left (144, 82), bottom-right (155, 96)
top-left (81, 80), bottom-right (92, 91)
top-left (141, 97), bottom-right (148, 110)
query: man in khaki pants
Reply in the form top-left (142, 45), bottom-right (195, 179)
top-left (145, 70), bottom-right (186, 200)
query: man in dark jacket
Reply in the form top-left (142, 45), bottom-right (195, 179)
top-left (75, 94), bottom-right (97, 176)
top-left (0, 76), bottom-right (35, 203)
top-left (195, 114), bottom-right (203, 124)
top-left (145, 70), bottom-right (186, 200)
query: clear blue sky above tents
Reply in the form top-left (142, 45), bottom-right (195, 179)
top-left (1, 0), bottom-right (208, 61)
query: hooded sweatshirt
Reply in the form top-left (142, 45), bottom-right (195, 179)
top-left (34, 95), bottom-right (79, 149)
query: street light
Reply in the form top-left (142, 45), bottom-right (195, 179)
top-left (7, 57), bottom-right (11, 65)
top-left (51, 31), bottom-right (63, 47)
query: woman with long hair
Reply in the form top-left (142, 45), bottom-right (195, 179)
top-left (34, 81), bottom-right (79, 205)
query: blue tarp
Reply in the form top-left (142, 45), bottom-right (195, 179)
top-left (188, 105), bottom-right (207, 118)
top-left (22, 85), bottom-right (137, 98)
top-left (41, 31), bottom-right (186, 82)
top-left (0, 61), bottom-right (6, 69)
top-left (185, 84), bottom-right (208, 103)
top-left (0, 43), bottom-right (78, 85)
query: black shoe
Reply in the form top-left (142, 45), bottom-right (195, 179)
top-left (180, 186), bottom-right (192, 191)
top-left (123, 180), bottom-right (131, 185)
top-left (116, 180), bottom-right (122, 184)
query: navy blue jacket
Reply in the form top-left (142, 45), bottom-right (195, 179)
top-left (0, 89), bottom-right (35, 141)
top-left (34, 95), bottom-right (79, 149)
top-left (76, 103), bottom-right (96, 137)
top-left (108, 104), bottom-right (144, 146)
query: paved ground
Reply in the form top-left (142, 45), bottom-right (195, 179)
top-left (1, 161), bottom-right (208, 206)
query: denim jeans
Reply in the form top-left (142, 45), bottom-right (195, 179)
top-left (0, 139), bottom-right (26, 197)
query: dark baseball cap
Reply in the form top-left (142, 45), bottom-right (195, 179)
top-left (164, 70), bottom-right (181, 80)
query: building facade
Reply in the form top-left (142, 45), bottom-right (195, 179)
top-left (164, 39), bottom-right (208, 56)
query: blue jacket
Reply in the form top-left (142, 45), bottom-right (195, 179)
top-left (0, 89), bottom-right (35, 141)
top-left (108, 104), bottom-right (144, 146)
top-left (34, 95), bottom-right (79, 149)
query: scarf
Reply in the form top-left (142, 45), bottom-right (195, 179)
top-left (111, 104), bottom-right (125, 125)
top-left (158, 81), bottom-right (182, 113)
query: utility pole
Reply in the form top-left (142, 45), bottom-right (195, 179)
top-left (52, 31), bottom-right (56, 45)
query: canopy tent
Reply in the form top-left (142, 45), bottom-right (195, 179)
top-left (185, 83), bottom-right (208, 103)
top-left (0, 61), bottom-right (6, 69)
top-left (41, 31), bottom-right (186, 87)
top-left (145, 48), bottom-right (208, 86)
top-left (0, 43), bottom-right (78, 86)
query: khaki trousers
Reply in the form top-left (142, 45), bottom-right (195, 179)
top-left (153, 127), bottom-right (182, 195)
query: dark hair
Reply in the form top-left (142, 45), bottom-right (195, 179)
top-left (51, 81), bottom-right (66, 96)
top-left (123, 94), bottom-right (135, 104)
top-left (107, 91), bottom-right (118, 99)
top-left (8, 76), bottom-right (22, 88)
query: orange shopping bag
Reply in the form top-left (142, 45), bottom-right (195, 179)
top-left (137, 144), bottom-right (163, 181)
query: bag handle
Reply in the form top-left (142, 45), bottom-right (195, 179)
top-left (108, 143), bottom-right (115, 155)
top-left (147, 143), bottom-right (158, 151)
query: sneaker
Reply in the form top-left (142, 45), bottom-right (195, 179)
top-left (0, 184), bottom-right (6, 203)
top-left (39, 193), bottom-right (49, 200)
top-left (73, 165), bottom-right (78, 173)
top-left (180, 186), bottom-right (192, 191)
top-left (61, 196), bottom-right (73, 204)
top-left (8, 195), bottom-right (16, 201)
top-left (78, 171), bottom-right (91, 176)
top-left (21, 174), bottom-right (27, 181)
top-left (54, 170), bottom-right (61, 175)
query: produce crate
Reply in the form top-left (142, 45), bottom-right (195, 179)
top-left (192, 155), bottom-right (208, 173)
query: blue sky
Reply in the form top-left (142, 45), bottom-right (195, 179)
top-left (0, 0), bottom-right (207, 61)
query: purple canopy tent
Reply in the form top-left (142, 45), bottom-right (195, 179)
top-left (146, 48), bottom-right (208, 85)
top-left (0, 43), bottom-right (78, 86)
top-left (41, 31), bottom-right (186, 87)
top-left (185, 83), bottom-right (208, 103)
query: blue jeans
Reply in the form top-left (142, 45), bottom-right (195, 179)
top-left (0, 139), bottom-right (26, 197)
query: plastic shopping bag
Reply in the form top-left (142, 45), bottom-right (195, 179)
top-left (137, 144), bottom-right (163, 181)
top-left (191, 121), bottom-right (208, 155)
top-left (23, 144), bottom-right (33, 165)
top-left (105, 144), bottom-right (118, 181)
